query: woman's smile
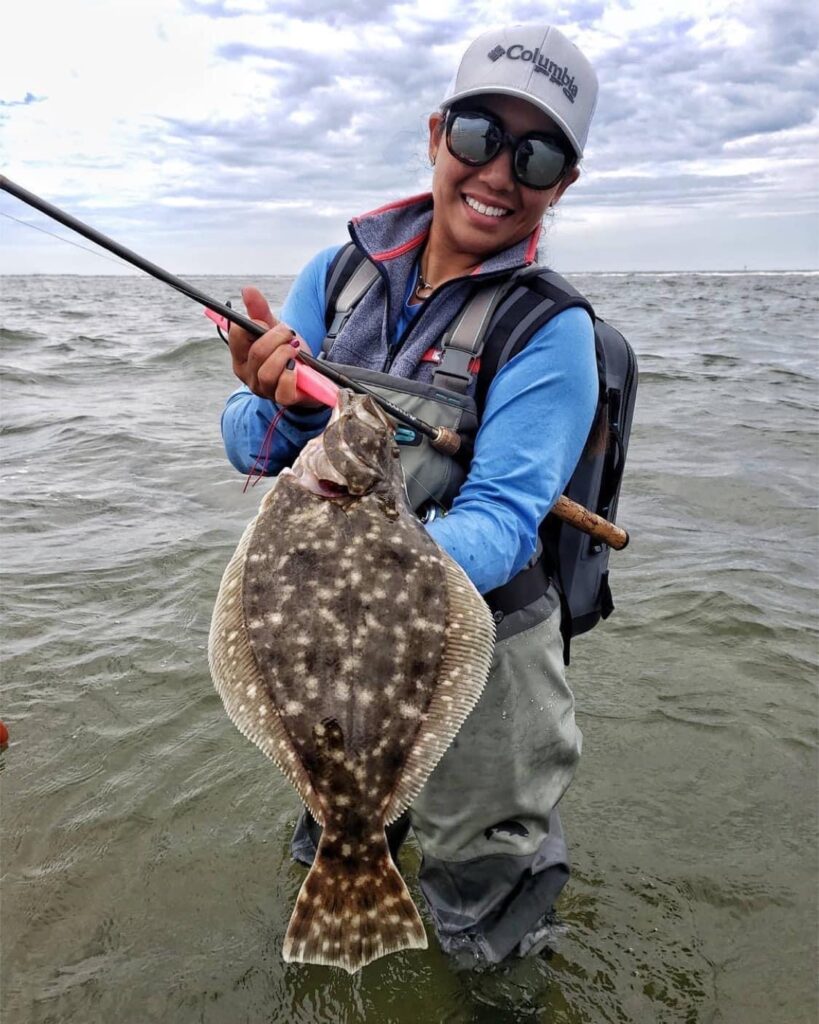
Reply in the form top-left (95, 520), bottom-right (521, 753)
top-left (462, 193), bottom-right (513, 220)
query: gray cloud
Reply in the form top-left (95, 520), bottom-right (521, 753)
top-left (160, 21), bottom-right (462, 208)
top-left (592, 0), bottom-right (819, 162)
top-left (161, 0), bottom-right (819, 227)
top-left (182, 0), bottom-right (253, 19)
top-left (513, 0), bottom-right (607, 30)
top-left (573, 170), bottom-right (807, 209)
top-left (573, 0), bottom-right (819, 230)
top-left (254, 0), bottom-right (402, 26)
top-left (5, 0), bottom-right (817, 273)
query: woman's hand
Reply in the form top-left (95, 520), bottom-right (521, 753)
top-left (227, 286), bottom-right (323, 409)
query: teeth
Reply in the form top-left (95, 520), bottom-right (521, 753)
top-left (464, 196), bottom-right (509, 218)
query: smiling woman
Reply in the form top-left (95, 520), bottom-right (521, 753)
top-left (423, 94), bottom-right (580, 288)
top-left (219, 24), bottom-right (613, 969)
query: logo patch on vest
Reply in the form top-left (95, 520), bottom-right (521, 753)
top-left (486, 43), bottom-right (578, 103)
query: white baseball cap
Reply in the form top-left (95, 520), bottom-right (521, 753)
top-left (441, 25), bottom-right (598, 159)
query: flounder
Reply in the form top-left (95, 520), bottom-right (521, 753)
top-left (208, 390), bottom-right (495, 972)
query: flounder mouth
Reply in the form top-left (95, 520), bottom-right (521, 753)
top-left (285, 391), bottom-right (394, 500)
top-left (308, 473), bottom-right (350, 498)
top-left (282, 466), bottom-right (351, 499)
top-left (287, 433), bottom-right (352, 500)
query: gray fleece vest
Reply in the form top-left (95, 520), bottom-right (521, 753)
top-left (325, 193), bottom-right (541, 385)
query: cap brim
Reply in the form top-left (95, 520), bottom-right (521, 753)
top-left (441, 86), bottom-right (583, 159)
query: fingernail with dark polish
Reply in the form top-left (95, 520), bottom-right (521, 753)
top-left (290, 337), bottom-right (300, 348)
top-left (285, 358), bottom-right (295, 370)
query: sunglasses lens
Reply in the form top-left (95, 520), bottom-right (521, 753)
top-left (448, 114), bottom-right (501, 166)
top-left (514, 138), bottom-right (568, 189)
top-left (447, 111), bottom-right (571, 189)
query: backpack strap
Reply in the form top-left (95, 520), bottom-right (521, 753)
top-left (430, 266), bottom-right (565, 394)
top-left (431, 278), bottom-right (513, 393)
top-left (475, 269), bottom-right (595, 413)
top-left (322, 243), bottom-right (380, 356)
top-left (472, 270), bottom-right (601, 664)
top-left (319, 247), bottom-right (633, 665)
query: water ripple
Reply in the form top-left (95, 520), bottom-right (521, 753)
top-left (1, 272), bottom-right (817, 1024)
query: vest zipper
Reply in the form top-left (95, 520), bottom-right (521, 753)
top-left (381, 277), bottom-right (463, 373)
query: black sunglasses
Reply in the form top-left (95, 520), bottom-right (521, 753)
top-left (445, 109), bottom-right (574, 191)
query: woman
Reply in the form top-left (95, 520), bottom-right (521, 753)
top-left (222, 24), bottom-right (599, 965)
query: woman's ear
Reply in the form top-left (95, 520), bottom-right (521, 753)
top-left (551, 165), bottom-right (581, 206)
top-left (428, 112), bottom-right (444, 166)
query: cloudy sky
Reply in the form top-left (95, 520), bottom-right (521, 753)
top-left (1, 0), bottom-right (817, 274)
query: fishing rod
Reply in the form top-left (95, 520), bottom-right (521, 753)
top-left (0, 175), bottom-right (629, 551)
top-left (0, 176), bottom-right (460, 455)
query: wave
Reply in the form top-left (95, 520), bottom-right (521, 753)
top-left (627, 587), bottom-right (787, 640)
top-left (0, 327), bottom-right (46, 343)
top-left (142, 335), bottom-right (214, 365)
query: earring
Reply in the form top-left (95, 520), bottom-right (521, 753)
top-left (430, 153), bottom-right (436, 167)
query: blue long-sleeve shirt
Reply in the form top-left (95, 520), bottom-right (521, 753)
top-left (221, 245), bottom-right (598, 594)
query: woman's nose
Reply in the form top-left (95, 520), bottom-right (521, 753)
top-left (476, 147), bottom-right (515, 192)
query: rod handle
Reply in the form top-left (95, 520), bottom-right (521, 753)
top-left (429, 427), bottom-right (462, 455)
top-left (552, 495), bottom-right (629, 550)
top-left (294, 362), bottom-right (339, 408)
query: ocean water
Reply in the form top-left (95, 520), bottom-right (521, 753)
top-left (1, 271), bottom-right (817, 1024)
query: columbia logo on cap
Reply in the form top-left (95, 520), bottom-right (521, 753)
top-left (487, 41), bottom-right (578, 102)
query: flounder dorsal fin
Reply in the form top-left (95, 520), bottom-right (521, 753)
top-left (208, 497), bottom-right (325, 826)
top-left (384, 554), bottom-right (495, 823)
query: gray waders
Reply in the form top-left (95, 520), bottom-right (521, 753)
top-left (290, 365), bottom-right (582, 964)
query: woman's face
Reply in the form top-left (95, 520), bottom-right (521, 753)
top-left (428, 94), bottom-right (580, 262)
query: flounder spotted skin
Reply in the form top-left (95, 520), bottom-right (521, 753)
top-left (208, 391), bottom-right (495, 973)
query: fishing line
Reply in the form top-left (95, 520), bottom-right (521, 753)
top-left (0, 210), bottom-right (136, 272)
top-left (401, 466), bottom-right (446, 516)
top-left (244, 408), bottom-right (286, 492)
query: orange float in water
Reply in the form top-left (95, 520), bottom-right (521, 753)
top-left (0, 720), bottom-right (9, 748)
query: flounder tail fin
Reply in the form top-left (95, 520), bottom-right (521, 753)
top-left (282, 828), bottom-right (427, 973)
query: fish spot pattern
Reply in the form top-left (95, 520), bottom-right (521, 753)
top-left (209, 392), bottom-right (495, 973)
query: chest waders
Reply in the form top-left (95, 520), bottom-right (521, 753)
top-left (291, 260), bottom-right (597, 966)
